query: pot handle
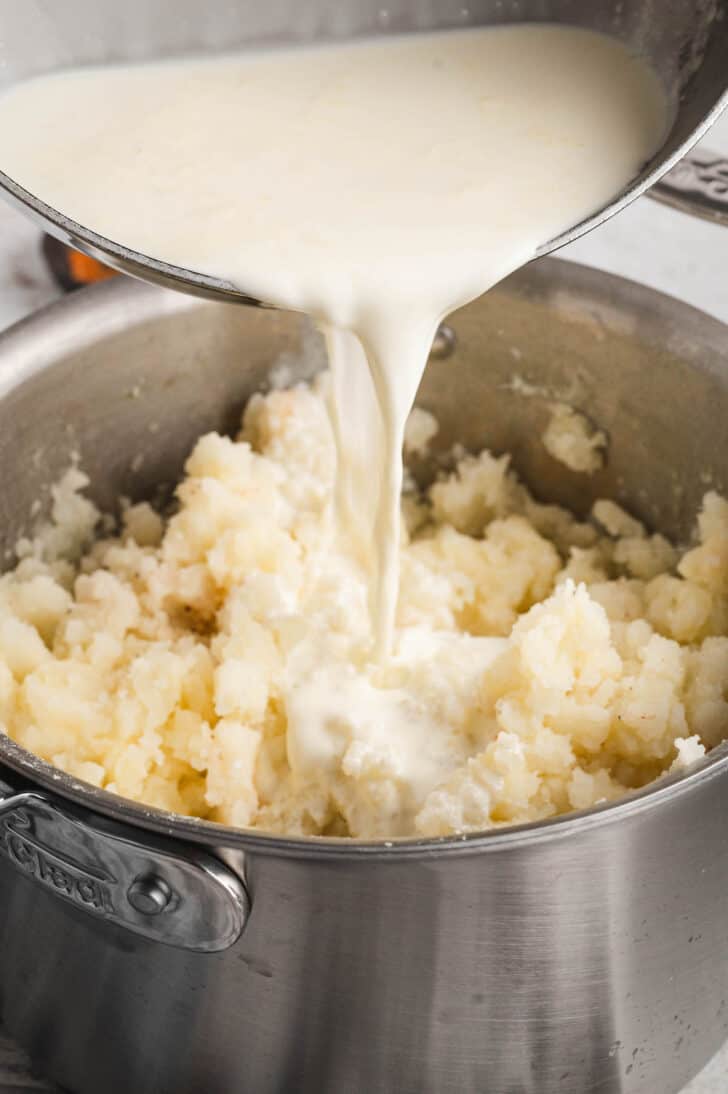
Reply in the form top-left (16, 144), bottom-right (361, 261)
top-left (649, 148), bottom-right (728, 226)
top-left (0, 774), bottom-right (248, 952)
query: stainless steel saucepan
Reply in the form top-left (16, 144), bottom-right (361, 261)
top-left (0, 260), bottom-right (728, 1094)
top-left (0, 0), bottom-right (725, 301)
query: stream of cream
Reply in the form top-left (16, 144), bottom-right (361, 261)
top-left (0, 26), bottom-right (668, 655)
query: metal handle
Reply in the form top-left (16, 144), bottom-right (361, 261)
top-left (0, 776), bottom-right (248, 952)
top-left (650, 147), bottom-right (728, 227)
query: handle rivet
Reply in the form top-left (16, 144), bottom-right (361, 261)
top-left (128, 874), bottom-right (173, 916)
top-left (430, 324), bottom-right (457, 361)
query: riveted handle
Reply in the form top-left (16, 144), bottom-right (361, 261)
top-left (0, 777), bottom-right (248, 952)
top-left (650, 148), bottom-right (728, 227)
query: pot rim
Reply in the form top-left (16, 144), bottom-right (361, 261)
top-left (1, 264), bottom-right (728, 859)
top-left (3, 735), bottom-right (727, 858)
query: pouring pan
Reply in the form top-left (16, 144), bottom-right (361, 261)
top-left (0, 0), bottom-right (725, 303)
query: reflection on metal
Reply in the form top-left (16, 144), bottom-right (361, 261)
top-left (0, 784), bottom-right (248, 951)
top-left (650, 148), bottom-right (728, 226)
top-left (430, 324), bottom-right (456, 360)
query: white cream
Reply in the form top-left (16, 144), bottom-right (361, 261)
top-left (285, 627), bottom-right (506, 827)
top-left (0, 26), bottom-right (667, 660)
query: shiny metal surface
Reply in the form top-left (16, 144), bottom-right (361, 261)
top-left (0, 266), bottom-right (727, 1092)
top-left (0, 0), bottom-right (725, 304)
top-left (651, 147), bottom-right (728, 225)
top-left (0, 778), bottom-right (248, 952)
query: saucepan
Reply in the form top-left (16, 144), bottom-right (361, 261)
top-left (0, 258), bottom-right (728, 1094)
top-left (0, 3), bottom-right (728, 1093)
top-left (0, 0), bottom-right (725, 300)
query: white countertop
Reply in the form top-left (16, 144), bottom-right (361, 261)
top-left (0, 115), bottom-right (728, 1094)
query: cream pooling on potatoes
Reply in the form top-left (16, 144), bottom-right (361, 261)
top-left (0, 25), bottom-right (668, 655)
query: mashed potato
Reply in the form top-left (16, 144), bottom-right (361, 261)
top-left (542, 401), bottom-right (608, 474)
top-left (0, 374), bottom-right (726, 838)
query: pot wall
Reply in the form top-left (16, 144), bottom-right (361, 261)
top-left (2, 767), bottom-right (728, 1093)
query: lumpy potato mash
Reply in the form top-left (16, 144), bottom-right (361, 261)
top-left (1, 374), bottom-right (726, 838)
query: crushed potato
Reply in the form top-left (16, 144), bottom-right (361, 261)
top-left (542, 401), bottom-right (608, 474)
top-left (0, 375), bottom-right (725, 838)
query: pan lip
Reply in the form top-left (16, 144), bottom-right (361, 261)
top-left (1, 263), bottom-right (728, 859)
top-left (0, 170), bottom-right (258, 306)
